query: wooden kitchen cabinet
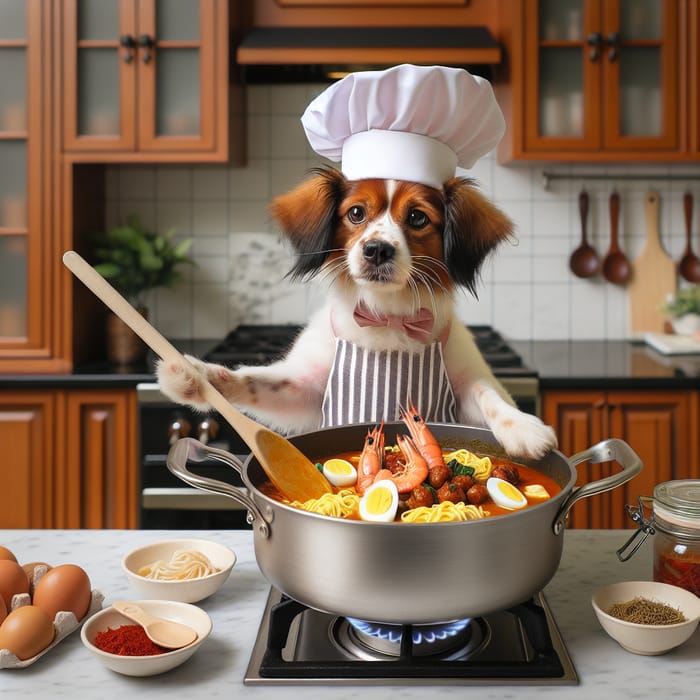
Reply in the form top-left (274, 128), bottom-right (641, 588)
top-left (542, 389), bottom-right (700, 529)
top-left (0, 1), bottom-right (67, 371)
top-left (60, 0), bottom-right (229, 162)
top-left (0, 388), bottom-right (138, 529)
top-left (498, 0), bottom-right (695, 162)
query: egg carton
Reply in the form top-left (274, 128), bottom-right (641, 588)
top-left (0, 562), bottom-right (104, 669)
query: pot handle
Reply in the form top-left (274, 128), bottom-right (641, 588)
top-left (551, 438), bottom-right (643, 535)
top-left (166, 437), bottom-right (271, 538)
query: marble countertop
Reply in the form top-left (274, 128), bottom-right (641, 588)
top-left (2, 529), bottom-right (698, 699)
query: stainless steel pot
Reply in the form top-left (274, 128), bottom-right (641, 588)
top-left (167, 423), bottom-right (642, 624)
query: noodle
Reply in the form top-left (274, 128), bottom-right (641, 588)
top-left (444, 449), bottom-right (493, 481)
top-left (401, 501), bottom-right (488, 523)
top-left (287, 489), bottom-right (360, 519)
top-left (137, 549), bottom-right (219, 580)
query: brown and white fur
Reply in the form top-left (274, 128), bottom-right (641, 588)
top-left (157, 168), bottom-right (557, 459)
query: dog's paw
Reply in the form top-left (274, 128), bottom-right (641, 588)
top-left (156, 354), bottom-right (213, 411)
top-left (491, 407), bottom-right (558, 461)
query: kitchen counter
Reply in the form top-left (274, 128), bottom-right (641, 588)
top-left (511, 339), bottom-right (700, 389)
top-left (2, 529), bottom-right (698, 698)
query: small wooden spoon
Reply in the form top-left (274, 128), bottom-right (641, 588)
top-left (62, 251), bottom-right (331, 503)
top-left (679, 192), bottom-right (700, 283)
top-left (601, 191), bottom-right (631, 284)
top-left (112, 601), bottom-right (197, 650)
top-left (569, 190), bottom-right (599, 278)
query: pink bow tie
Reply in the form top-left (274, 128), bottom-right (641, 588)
top-left (353, 303), bottom-right (435, 343)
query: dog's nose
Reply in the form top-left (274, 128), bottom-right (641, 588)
top-left (363, 240), bottom-right (395, 266)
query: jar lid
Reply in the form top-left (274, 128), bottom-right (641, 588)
top-left (653, 480), bottom-right (700, 528)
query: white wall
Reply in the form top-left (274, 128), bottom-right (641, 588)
top-left (106, 83), bottom-right (700, 341)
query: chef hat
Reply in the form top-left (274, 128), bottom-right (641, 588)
top-left (301, 64), bottom-right (505, 189)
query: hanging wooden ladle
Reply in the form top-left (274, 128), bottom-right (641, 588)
top-left (62, 251), bottom-right (332, 503)
top-left (601, 191), bottom-right (631, 284)
top-left (569, 190), bottom-right (599, 278)
top-left (679, 192), bottom-right (700, 283)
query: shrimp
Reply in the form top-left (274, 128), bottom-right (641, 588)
top-left (400, 402), bottom-right (445, 469)
top-left (374, 434), bottom-right (428, 494)
top-left (356, 423), bottom-right (385, 495)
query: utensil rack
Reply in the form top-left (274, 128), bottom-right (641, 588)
top-left (542, 171), bottom-right (700, 192)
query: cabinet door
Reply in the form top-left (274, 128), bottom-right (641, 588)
top-left (524, 0), bottom-right (601, 152)
top-left (136, 0), bottom-right (226, 154)
top-left (63, 389), bottom-right (138, 529)
top-left (62, 0), bottom-right (138, 152)
top-left (0, 1), bottom-right (48, 354)
top-left (542, 390), bottom-right (609, 529)
top-left (601, 0), bottom-right (679, 151)
top-left (0, 392), bottom-right (55, 528)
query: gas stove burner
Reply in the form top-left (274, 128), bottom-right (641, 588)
top-left (338, 617), bottom-right (483, 660)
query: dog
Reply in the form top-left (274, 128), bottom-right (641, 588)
top-left (157, 167), bottom-right (557, 460)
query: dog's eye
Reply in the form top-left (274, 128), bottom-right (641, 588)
top-left (347, 206), bottom-right (366, 224)
top-left (407, 209), bottom-right (429, 229)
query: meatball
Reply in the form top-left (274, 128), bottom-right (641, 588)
top-left (406, 485), bottom-right (435, 510)
top-left (466, 484), bottom-right (489, 505)
top-left (491, 464), bottom-right (520, 485)
top-left (428, 462), bottom-right (451, 489)
top-left (451, 474), bottom-right (475, 491)
top-left (437, 481), bottom-right (466, 504)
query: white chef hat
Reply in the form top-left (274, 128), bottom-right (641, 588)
top-left (301, 64), bottom-right (505, 189)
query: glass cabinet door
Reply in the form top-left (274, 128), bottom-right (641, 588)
top-left (0, 1), bottom-right (28, 341)
top-left (603, 0), bottom-right (678, 150)
top-left (525, 0), bottom-right (601, 151)
top-left (136, 0), bottom-right (220, 152)
top-left (63, 0), bottom-right (138, 151)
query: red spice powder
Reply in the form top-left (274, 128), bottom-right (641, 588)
top-left (94, 624), bottom-right (168, 656)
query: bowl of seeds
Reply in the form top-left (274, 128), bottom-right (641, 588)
top-left (592, 580), bottom-right (700, 655)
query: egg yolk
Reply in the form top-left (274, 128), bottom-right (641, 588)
top-left (365, 486), bottom-right (393, 515)
top-left (324, 459), bottom-right (353, 476)
top-left (497, 480), bottom-right (523, 502)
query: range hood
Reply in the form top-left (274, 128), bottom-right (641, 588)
top-left (235, 26), bottom-right (502, 83)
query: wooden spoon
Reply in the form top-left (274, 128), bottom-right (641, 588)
top-left (569, 190), bottom-right (599, 278)
top-left (62, 251), bottom-right (331, 502)
top-left (679, 192), bottom-right (700, 283)
top-left (601, 191), bottom-right (631, 284)
top-left (112, 601), bottom-right (197, 650)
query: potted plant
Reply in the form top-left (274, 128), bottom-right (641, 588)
top-left (92, 215), bottom-right (194, 365)
top-left (662, 286), bottom-right (700, 336)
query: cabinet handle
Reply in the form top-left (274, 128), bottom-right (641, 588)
top-left (120, 34), bottom-right (136, 64)
top-left (139, 34), bottom-right (154, 63)
top-left (587, 32), bottom-right (602, 62)
top-left (607, 32), bottom-right (621, 62)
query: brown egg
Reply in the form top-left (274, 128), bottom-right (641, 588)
top-left (0, 546), bottom-right (17, 562)
top-left (0, 605), bottom-right (55, 660)
top-left (32, 564), bottom-right (92, 622)
top-left (0, 559), bottom-right (30, 609)
top-left (22, 562), bottom-right (52, 597)
top-left (0, 595), bottom-right (7, 625)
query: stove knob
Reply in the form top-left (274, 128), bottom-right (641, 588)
top-left (168, 417), bottom-right (191, 445)
top-left (197, 417), bottom-right (219, 445)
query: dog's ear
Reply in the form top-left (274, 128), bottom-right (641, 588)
top-left (442, 177), bottom-right (514, 296)
top-left (269, 167), bottom-right (347, 280)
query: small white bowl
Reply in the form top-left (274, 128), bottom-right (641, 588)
top-left (122, 538), bottom-right (236, 603)
top-left (592, 581), bottom-right (700, 656)
top-left (81, 600), bottom-right (212, 676)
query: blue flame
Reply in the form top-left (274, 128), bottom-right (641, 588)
top-left (346, 618), bottom-right (471, 645)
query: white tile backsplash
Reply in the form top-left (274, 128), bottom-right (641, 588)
top-left (105, 84), bottom-right (700, 342)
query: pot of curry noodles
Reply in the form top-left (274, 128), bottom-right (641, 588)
top-left (167, 420), bottom-right (641, 624)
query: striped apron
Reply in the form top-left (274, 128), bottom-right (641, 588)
top-left (320, 337), bottom-right (457, 427)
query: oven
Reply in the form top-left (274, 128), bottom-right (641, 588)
top-left (136, 324), bottom-right (540, 529)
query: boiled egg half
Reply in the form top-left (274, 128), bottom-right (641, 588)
top-left (486, 477), bottom-right (527, 510)
top-left (359, 480), bottom-right (399, 522)
top-left (322, 458), bottom-right (357, 488)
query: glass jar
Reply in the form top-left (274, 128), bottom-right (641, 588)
top-left (651, 480), bottom-right (700, 596)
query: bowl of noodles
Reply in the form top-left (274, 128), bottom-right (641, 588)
top-left (122, 538), bottom-right (236, 603)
